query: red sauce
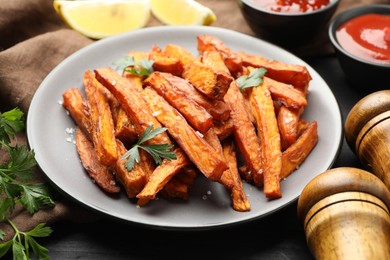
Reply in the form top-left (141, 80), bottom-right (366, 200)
top-left (336, 14), bottom-right (390, 65)
top-left (251, 0), bottom-right (330, 14)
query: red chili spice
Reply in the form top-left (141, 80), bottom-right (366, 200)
top-left (251, 0), bottom-right (330, 14)
top-left (336, 13), bottom-right (390, 65)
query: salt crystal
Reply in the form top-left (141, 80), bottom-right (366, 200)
top-left (195, 131), bottom-right (204, 138)
top-left (152, 111), bottom-right (162, 117)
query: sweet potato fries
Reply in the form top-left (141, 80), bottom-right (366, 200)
top-left (62, 34), bottom-right (318, 212)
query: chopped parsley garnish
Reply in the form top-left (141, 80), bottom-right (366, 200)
top-left (121, 125), bottom-right (176, 171)
top-left (236, 68), bottom-right (267, 91)
top-left (111, 55), bottom-right (154, 76)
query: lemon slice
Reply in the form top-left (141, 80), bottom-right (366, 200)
top-left (53, 0), bottom-right (151, 39)
top-left (150, 0), bottom-right (216, 25)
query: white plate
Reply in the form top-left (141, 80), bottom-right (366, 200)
top-left (27, 26), bottom-right (342, 230)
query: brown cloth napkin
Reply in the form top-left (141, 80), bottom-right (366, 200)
top-left (0, 0), bottom-right (387, 242)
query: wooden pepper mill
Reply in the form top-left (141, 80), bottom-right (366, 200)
top-left (297, 167), bottom-right (390, 259)
top-left (344, 90), bottom-right (390, 189)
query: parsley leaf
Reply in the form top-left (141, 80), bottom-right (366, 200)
top-left (0, 219), bottom-right (52, 259)
top-left (121, 125), bottom-right (176, 171)
top-left (236, 68), bottom-right (267, 91)
top-left (111, 55), bottom-right (154, 76)
top-left (111, 56), bottom-right (136, 72)
top-left (0, 108), bottom-right (55, 259)
top-left (0, 144), bottom-right (55, 216)
top-left (0, 108), bottom-right (25, 147)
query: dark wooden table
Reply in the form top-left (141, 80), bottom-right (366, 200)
top-left (18, 53), bottom-right (366, 260)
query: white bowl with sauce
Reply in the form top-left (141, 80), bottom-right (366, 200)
top-left (329, 4), bottom-right (390, 93)
top-left (238, 0), bottom-right (339, 47)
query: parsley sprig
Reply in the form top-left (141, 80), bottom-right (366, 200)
top-left (0, 108), bottom-right (55, 259)
top-left (236, 68), bottom-right (267, 91)
top-left (0, 108), bottom-right (55, 218)
top-left (121, 125), bottom-right (177, 171)
top-left (0, 219), bottom-right (52, 259)
top-left (112, 56), bottom-right (154, 76)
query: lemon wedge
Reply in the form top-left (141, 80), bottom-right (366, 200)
top-left (150, 0), bottom-right (216, 25)
top-left (53, 0), bottom-right (151, 39)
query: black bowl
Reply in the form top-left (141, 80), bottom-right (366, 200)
top-left (329, 5), bottom-right (390, 94)
top-left (238, 0), bottom-right (339, 47)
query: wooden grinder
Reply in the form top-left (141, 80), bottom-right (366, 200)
top-left (344, 90), bottom-right (390, 189)
top-left (297, 90), bottom-right (390, 259)
top-left (297, 167), bottom-right (390, 259)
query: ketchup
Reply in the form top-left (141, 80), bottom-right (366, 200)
top-left (251, 0), bottom-right (330, 14)
top-left (336, 14), bottom-right (390, 65)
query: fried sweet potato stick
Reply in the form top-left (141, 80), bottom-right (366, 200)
top-left (222, 139), bottom-right (251, 212)
top-left (158, 72), bottom-right (230, 121)
top-left (163, 43), bottom-right (198, 67)
top-left (144, 72), bottom-right (213, 133)
top-left (172, 166), bottom-right (198, 186)
top-left (165, 40), bottom-right (232, 100)
top-left (113, 139), bottom-right (148, 198)
top-left (62, 88), bottom-right (92, 138)
top-left (212, 117), bottom-right (233, 141)
top-left (83, 70), bottom-right (118, 166)
top-left (94, 68), bottom-right (169, 146)
top-left (203, 128), bottom-right (234, 189)
top-left (249, 83), bottom-right (282, 199)
top-left (63, 89), bottom-right (120, 193)
top-left (297, 118), bottom-right (311, 137)
top-left (278, 105), bottom-right (299, 151)
top-left (95, 67), bottom-right (177, 178)
top-left (197, 34), bottom-right (243, 77)
top-left (201, 50), bottom-right (232, 76)
top-left (75, 128), bottom-right (120, 193)
top-left (136, 148), bottom-right (191, 205)
top-left (128, 50), bottom-right (149, 61)
top-left (115, 107), bottom-right (138, 145)
top-left (204, 129), bottom-right (251, 212)
top-left (182, 59), bottom-right (232, 100)
top-left (263, 77), bottom-right (307, 109)
top-left (280, 121), bottom-right (318, 179)
top-left (223, 81), bottom-right (263, 185)
top-left (238, 52), bottom-right (312, 95)
top-left (160, 166), bottom-right (198, 200)
top-left (142, 86), bottom-right (228, 181)
top-left (160, 179), bottom-right (190, 200)
top-left (149, 45), bottom-right (184, 77)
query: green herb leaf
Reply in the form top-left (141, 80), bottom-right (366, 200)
top-left (12, 239), bottom-right (27, 260)
top-left (122, 146), bottom-right (140, 173)
top-left (112, 55), bottom-right (154, 76)
top-left (124, 59), bottom-right (154, 77)
top-left (0, 108), bottom-right (55, 258)
top-left (6, 145), bottom-right (36, 180)
top-left (140, 143), bottom-right (177, 165)
top-left (138, 125), bottom-right (168, 144)
top-left (27, 223), bottom-right (53, 238)
top-left (0, 108), bottom-right (25, 147)
top-left (0, 199), bottom-right (14, 221)
top-left (111, 56), bottom-right (136, 72)
top-left (1, 219), bottom-right (52, 260)
top-left (0, 239), bottom-right (12, 258)
top-left (236, 68), bottom-right (267, 91)
top-left (121, 125), bottom-right (176, 171)
top-left (20, 184), bottom-right (55, 214)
